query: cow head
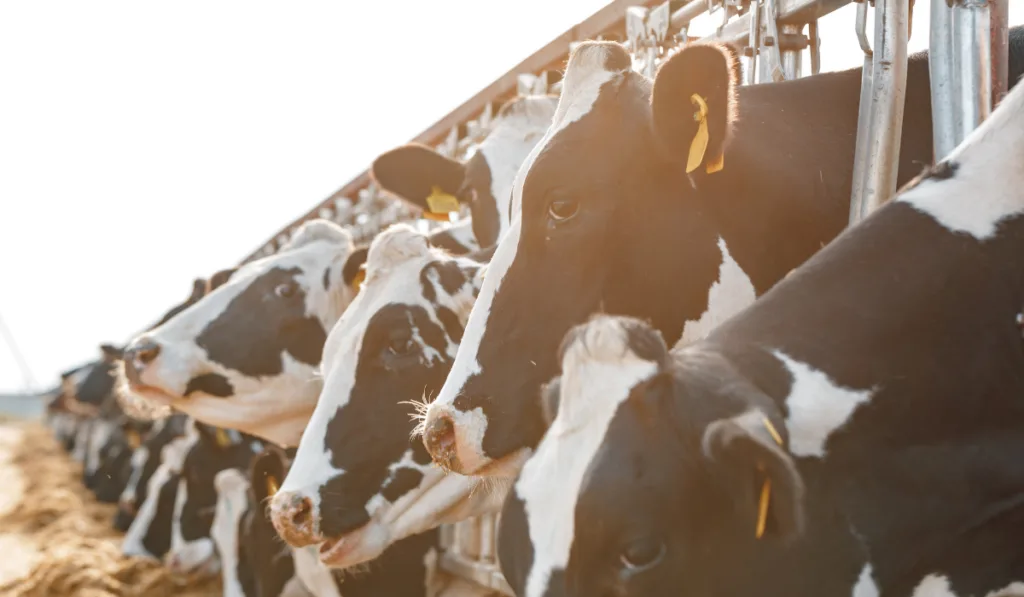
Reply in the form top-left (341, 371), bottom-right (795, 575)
top-left (372, 95), bottom-right (558, 248)
top-left (115, 414), bottom-right (189, 532)
top-left (87, 417), bottom-right (152, 502)
top-left (269, 223), bottom-right (495, 569)
top-left (116, 271), bottom-right (236, 422)
top-left (121, 219), bottom-right (368, 446)
top-left (499, 316), bottom-right (803, 597)
top-left (422, 41), bottom-right (741, 475)
top-left (167, 424), bottom-right (262, 580)
top-left (122, 421), bottom-right (200, 561)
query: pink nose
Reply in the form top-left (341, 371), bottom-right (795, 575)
top-left (270, 491), bottom-right (322, 548)
top-left (422, 413), bottom-right (459, 470)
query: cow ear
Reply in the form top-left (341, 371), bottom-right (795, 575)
top-left (208, 268), bottom-right (237, 292)
top-left (250, 448), bottom-right (285, 503)
top-left (100, 344), bottom-right (124, 361)
top-left (651, 42), bottom-right (739, 177)
top-left (371, 145), bottom-right (467, 219)
top-left (284, 219), bottom-right (353, 252)
top-left (189, 278), bottom-right (207, 300)
top-left (701, 410), bottom-right (804, 540)
top-left (342, 245), bottom-right (370, 291)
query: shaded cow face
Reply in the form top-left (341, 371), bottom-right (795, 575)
top-left (122, 220), bottom-right (368, 446)
top-left (499, 316), bottom-right (803, 597)
top-left (115, 414), bottom-right (189, 532)
top-left (90, 420), bottom-right (150, 503)
top-left (423, 42), bottom-right (741, 475)
top-left (167, 424), bottom-right (262, 580)
top-left (271, 224), bottom-right (494, 569)
top-left (373, 95), bottom-right (558, 248)
top-left (122, 422), bottom-right (200, 561)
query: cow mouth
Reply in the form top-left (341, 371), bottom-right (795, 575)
top-left (318, 522), bottom-right (382, 568)
top-left (125, 382), bottom-right (178, 406)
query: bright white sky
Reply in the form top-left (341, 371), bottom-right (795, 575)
top-left (0, 2), bottom-right (1018, 393)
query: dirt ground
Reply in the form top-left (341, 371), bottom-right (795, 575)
top-left (0, 418), bottom-right (222, 597)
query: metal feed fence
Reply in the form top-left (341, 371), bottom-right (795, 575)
top-left (224, 1), bottom-right (1009, 595)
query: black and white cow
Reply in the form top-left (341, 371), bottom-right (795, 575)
top-left (373, 95), bottom-right (559, 249)
top-left (499, 77), bottom-right (1024, 597)
top-left (268, 224), bottom-right (496, 570)
top-left (121, 220), bottom-right (367, 446)
top-left (122, 418), bottom-right (200, 560)
top-left (421, 34), bottom-right (1024, 477)
top-left (88, 415), bottom-right (152, 503)
top-left (114, 413), bottom-right (190, 532)
top-left (166, 424), bottom-right (262, 579)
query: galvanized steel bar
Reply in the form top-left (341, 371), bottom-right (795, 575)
top-left (991, 0), bottom-right (1009, 105)
top-left (850, 0), bottom-right (910, 223)
top-left (953, 0), bottom-right (993, 143)
top-left (930, 0), bottom-right (959, 159)
top-left (780, 23), bottom-right (804, 79)
top-left (850, 1), bottom-right (875, 224)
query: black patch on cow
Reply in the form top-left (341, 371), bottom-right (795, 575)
top-left (318, 304), bottom-right (455, 538)
top-left (179, 427), bottom-right (258, 542)
top-left (381, 468), bottom-right (424, 502)
top-left (196, 266), bottom-right (327, 377)
top-left (498, 492), bottom-right (534, 597)
top-left (419, 261), bottom-right (465, 304)
top-left (601, 41), bottom-right (633, 72)
top-left (142, 471), bottom-right (180, 559)
top-left (128, 414), bottom-right (189, 511)
top-left (427, 227), bottom-right (473, 256)
top-left (462, 151), bottom-right (501, 247)
top-left (76, 360), bottom-right (117, 406)
top-left (184, 373), bottom-right (234, 398)
top-left (322, 266), bottom-right (332, 292)
top-left (435, 306), bottom-right (464, 345)
top-left (410, 436), bottom-right (433, 466)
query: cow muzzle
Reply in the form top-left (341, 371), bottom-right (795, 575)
top-left (269, 491), bottom-right (323, 548)
top-left (421, 405), bottom-right (493, 475)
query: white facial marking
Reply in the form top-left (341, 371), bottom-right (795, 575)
top-left (774, 351), bottom-right (873, 459)
top-left (899, 80), bottom-right (1024, 240)
top-left (212, 468), bottom-right (250, 597)
top-left (120, 445), bottom-right (150, 506)
top-left (517, 317), bottom-right (659, 597)
top-left (680, 237), bottom-right (758, 345)
top-left (852, 564), bottom-right (879, 597)
top-left (429, 44), bottom-right (621, 472)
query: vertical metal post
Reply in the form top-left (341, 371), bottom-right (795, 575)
top-left (930, 0), bottom-right (958, 159)
top-left (746, 0), bottom-right (761, 85)
top-left (849, 0), bottom-right (910, 223)
top-left (850, 2), bottom-right (875, 223)
top-left (780, 24), bottom-right (803, 80)
top-left (990, 0), bottom-right (1009, 106)
top-left (953, 0), bottom-right (992, 142)
top-left (808, 20), bottom-right (821, 76)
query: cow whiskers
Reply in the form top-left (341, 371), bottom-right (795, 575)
top-left (400, 391), bottom-right (434, 440)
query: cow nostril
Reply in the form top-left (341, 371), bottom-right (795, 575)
top-left (424, 414), bottom-right (457, 468)
top-left (290, 496), bottom-right (313, 527)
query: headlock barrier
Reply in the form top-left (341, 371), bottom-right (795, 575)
top-left (174, 1), bottom-right (1014, 594)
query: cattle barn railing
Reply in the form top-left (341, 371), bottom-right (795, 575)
top-left (224, 1), bottom-right (1009, 595)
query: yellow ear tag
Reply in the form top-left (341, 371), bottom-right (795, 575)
top-left (266, 474), bottom-right (280, 498)
top-left (215, 428), bottom-right (232, 448)
top-left (686, 94), bottom-right (710, 174)
top-left (425, 186), bottom-right (460, 221)
top-left (755, 416), bottom-right (784, 539)
top-left (706, 151), bottom-right (725, 174)
top-left (126, 430), bottom-right (141, 449)
top-left (756, 475), bottom-right (771, 539)
top-left (350, 268), bottom-right (366, 292)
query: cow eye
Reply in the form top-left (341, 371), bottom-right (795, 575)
top-left (388, 336), bottom-right (415, 356)
top-left (274, 282), bottom-right (296, 298)
top-left (547, 198), bottom-right (579, 223)
top-left (620, 538), bottom-right (665, 571)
